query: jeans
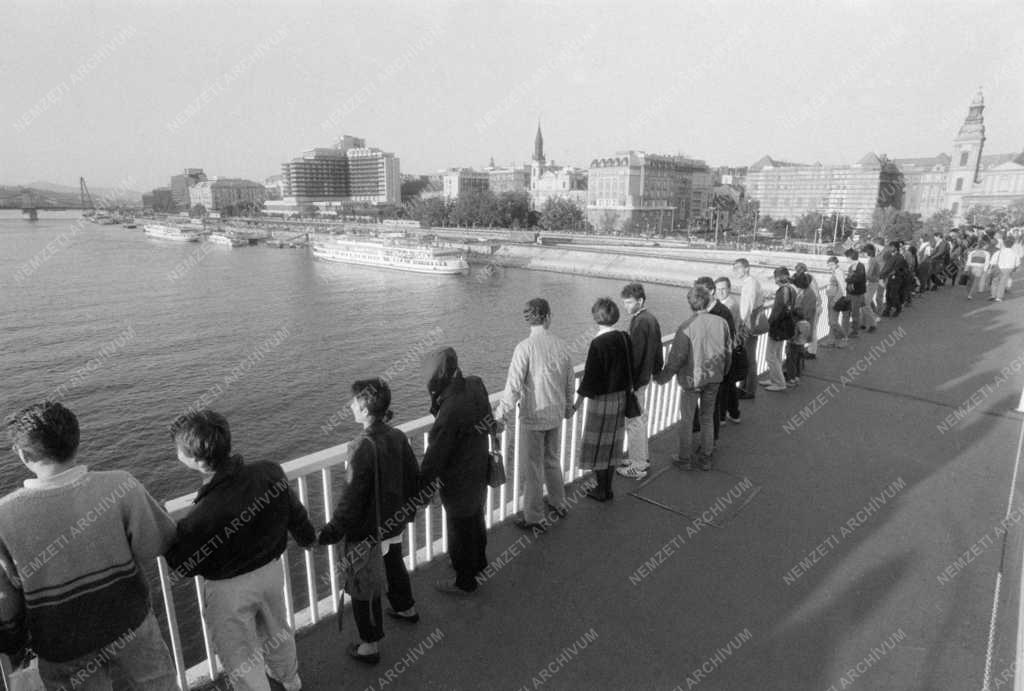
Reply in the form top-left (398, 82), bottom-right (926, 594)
top-left (765, 339), bottom-right (785, 387)
top-left (677, 384), bottom-right (719, 463)
top-left (867, 281), bottom-right (883, 314)
top-left (624, 384), bottom-right (650, 464)
top-left (203, 559), bottom-right (301, 691)
top-left (523, 427), bottom-right (566, 523)
top-left (448, 510), bottom-right (487, 591)
top-left (352, 543), bottom-right (414, 643)
top-left (37, 612), bottom-right (177, 691)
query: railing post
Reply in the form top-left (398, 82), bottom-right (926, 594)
top-left (156, 557), bottom-right (189, 690)
top-left (296, 477), bottom-right (318, 625)
top-left (194, 576), bottom-right (219, 681)
top-left (321, 466), bottom-right (339, 615)
top-left (512, 404), bottom-right (523, 513)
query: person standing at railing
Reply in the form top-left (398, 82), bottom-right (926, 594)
top-left (655, 286), bottom-right (731, 471)
top-left (494, 298), bottom-right (575, 530)
top-left (714, 276), bottom-right (747, 422)
top-left (165, 410), bottom-right (316, 691)
top-left (732, 258), bottom-right (764, 400)
top-left (988, 235), bottom-right (1020, 302)
top-left (317, 379), bottom-right (421, 665)
top-left (617, 283), bottom-right (663, 480)
top-left (574, 298), bottom-right (634, 500)
top-left (791, 264), bottom-right (821, 359)
top-left (419, 347), bottom-right (496, 595)
top-left (696, 276), bottom-right (734, 444)
top-left (0, 402), bottom-right (178, 690)
top-left (761, 268), bottom-right (797, 392)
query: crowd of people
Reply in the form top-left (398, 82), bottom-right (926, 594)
top-left (1, 228), bottom-right (1020, 686)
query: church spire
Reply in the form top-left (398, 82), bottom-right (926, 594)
top-left (533, 120), bottom-right (545, 165)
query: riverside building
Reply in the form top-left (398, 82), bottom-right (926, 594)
top-left (188, 178), bottom-right (267, 212)
top-left (586, 151), bottom-right (691, 233)
top-left (745, 153), bottom-right (902, 227)
top-left (266, 135), bottom-right (401, 215)
top-left (529, 121), bottom-right (588, 210)
top-left (170, 168), bottom-right (206, 212)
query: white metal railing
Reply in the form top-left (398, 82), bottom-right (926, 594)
top-left (1, 298), bottom-right (805, 689)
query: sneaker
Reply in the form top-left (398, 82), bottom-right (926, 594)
top-left (616, 464), bottom-right (648, 479)
top-left (633, 459), bottom-right (651, 471)
top-left (726, 412), bottom-right (741, 423)
top-left (867, 326), bottom-right (877, 333)
top-left (764, 384), bottom-right (787, 392)
top-left (698, 458), bottom-right (713, 471)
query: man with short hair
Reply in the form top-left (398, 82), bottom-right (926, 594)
top-left (732, 258), bottom-right (764, 400)
top-left (495, 298), bottom-right (575, 529)
top-left (617, 283), bottom-right (663, 479)
top-left (0, 402), bottom-right (178, 690)
top-left (715, 276), bottom-right (744, 423)
top-left (880, 241), bottom-right (910, 317)
top-left (844, 248), bottom-right (875, 336)
top-left (655, 286), bottom-right (731, 471)
top-left (696, 277), bottom-right (734, 440)
top-left (863, 243), bottom-right (884, 319)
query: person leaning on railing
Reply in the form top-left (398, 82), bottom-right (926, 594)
top-left (419, 347), bottom-right (497, 595)
top-left (317, 379), bottom-right (421, 666)
top-left (164, 410), bottom-right (315, 691)
top-left (0, 402), bottom-right (178, 690)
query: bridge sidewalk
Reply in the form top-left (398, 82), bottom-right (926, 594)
top-left (286, 286), bottom-right (1024, 691)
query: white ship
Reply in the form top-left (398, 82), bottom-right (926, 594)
top-left (143, 223), bottom-right (201, 242)
top-left (207, 232), bottom-right (247, 248)
top-left (312, 236), bottom-right (469, 275)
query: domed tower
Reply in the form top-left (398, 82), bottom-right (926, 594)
top-left (947, 89), bottom-right (986, 223)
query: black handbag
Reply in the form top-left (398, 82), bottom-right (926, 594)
top-left (621, 332), bottom-right (642, 418)
top-left (486, 434), bottom-right (506, 488)
top-left (833, 296), bottom-right (851, 312)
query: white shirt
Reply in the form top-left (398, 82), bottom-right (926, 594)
top-left (993, 248), bottom-right (1021, 271)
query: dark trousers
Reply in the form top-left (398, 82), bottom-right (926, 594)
top-left (448, 509), bottom-right (487, 591)
top-left (717, 374), bottom-right (739, 422)
top-left (352, 542), bottom-right (414, 642)
top-left (784, 344), bottom-right (803, 380)
top-left (884, 279), bottom-right (904, 315)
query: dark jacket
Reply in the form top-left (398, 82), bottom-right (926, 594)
top-left (319, 423), bottom-right (420, 544)
top-left (768, 283), bottom-right (798, 341)
top-left (627, 309), bottom-right (663, 387)
top-left (880, 252), bottom-right (909, 281)
top-left (709, 300), bottom-right (735, 342)
top-left (420, 373), bottom-right (494, 518)
top-left (845, 262), bottom-right (866, 295)
top-left (166, 456), bottom-right (315, 581)
top-left (577, 330), bottom-right (633, 398)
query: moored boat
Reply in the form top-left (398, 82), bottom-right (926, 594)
top-left (311, 236), bottom-right (468, 275)
top-left (143, 223), bottom-right (201, 242)
top-left (207, 232), bottom-right (247, 248)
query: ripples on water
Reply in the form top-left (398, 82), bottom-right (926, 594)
top-left (1, 211), bottom-right (694, 501)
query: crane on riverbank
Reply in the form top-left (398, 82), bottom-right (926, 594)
top-left (80, 177), bottom-right (95, 217)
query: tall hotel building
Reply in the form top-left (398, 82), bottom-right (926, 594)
top-left (745, 153), bottom-right (902, 227)
top-left (266, 135), bottom-right (400, 214)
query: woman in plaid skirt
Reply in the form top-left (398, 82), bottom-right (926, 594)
top-left (575, 297), bottom-right (634, 502)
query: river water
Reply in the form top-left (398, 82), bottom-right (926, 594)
top-left (1, 211), bottom-right (696, 502)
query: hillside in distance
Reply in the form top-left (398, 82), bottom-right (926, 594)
top-left (0, 181), bottom-right (143, 208)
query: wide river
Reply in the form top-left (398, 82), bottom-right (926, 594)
top-left (1, 211), bottom-right (696, 502)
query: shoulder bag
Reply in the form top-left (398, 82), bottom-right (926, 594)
top-left (486, 432), bottom-right (507, 488)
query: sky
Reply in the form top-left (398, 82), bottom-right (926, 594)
top-left (2, 0), bottom-right (1024, 192)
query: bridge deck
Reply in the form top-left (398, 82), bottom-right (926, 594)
top-left (201, 287), bottom-right (1023, 691)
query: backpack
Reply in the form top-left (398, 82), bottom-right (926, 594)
top-left (773, 284), bottom-right (797, 341)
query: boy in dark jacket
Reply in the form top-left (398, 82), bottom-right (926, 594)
top-left (166, 410), bottom-right (315, 690)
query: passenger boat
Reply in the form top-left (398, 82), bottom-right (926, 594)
top-left (311, 236), bottom-right (469, 275)
top-left (143, 223), bottom-right (201, 242)
top-left (207, 232), bottom-right (246, 248)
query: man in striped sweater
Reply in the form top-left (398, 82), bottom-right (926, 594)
top-left (0, 402), bottom-right (178, 690)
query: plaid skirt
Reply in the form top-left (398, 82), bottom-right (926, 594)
top-left (579, 391), bottom-right (626, 470)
